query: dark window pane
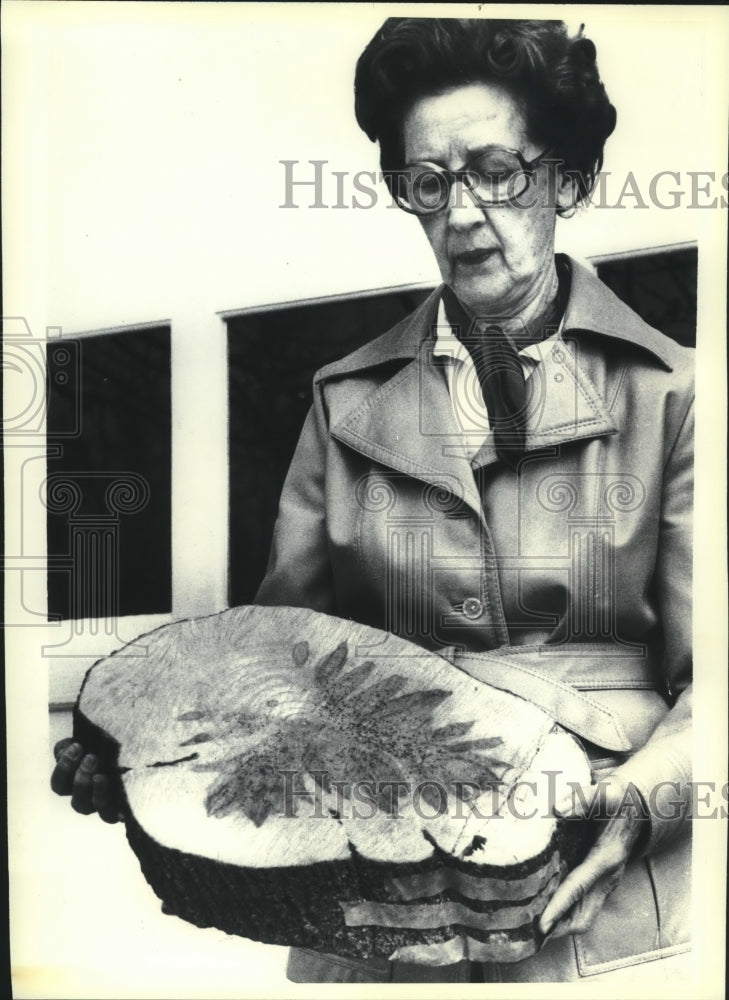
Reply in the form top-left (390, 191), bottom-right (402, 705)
top-left (227, 289), bottom-right (432, 607)
top-left (595, 247), bottom-right (697, 348)
top-left (46, 327), bottom-right (171, 619)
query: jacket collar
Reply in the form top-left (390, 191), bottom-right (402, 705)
top-left (325, 255), bottom-right (671, 522)
top-left (319, 254), bottom-right (675, 380)
top-left (562, 256), bottom-right (674, 370)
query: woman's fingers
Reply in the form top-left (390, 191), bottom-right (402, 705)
top-left (542, 869), bottom-right (623, 939)
top-left (539, 836), bottom-right (617, 934)
top-left (540, 774), bottom-right (648, 936)
top-left (71, 753), bottom-right (99, 814)
top-left (52, 738), bottom-right (122, 822)
top-left (92, 773), bottom-right (123, 824)
top-left (50, 741), bottom-right (84, 795)
top-left (53, 737), bottom-right (75, 761)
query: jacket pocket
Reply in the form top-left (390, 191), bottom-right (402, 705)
top-left (573, 833), bottom-right (691, 976)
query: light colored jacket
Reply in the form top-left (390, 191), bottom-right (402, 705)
top-left (255, 255), bottom-right (694, 981)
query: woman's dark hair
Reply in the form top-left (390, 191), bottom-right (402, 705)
top-left (354, 18), bottom-right (617, 208)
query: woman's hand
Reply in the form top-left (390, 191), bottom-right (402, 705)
top-left (538, 771), bottom-right (649, 939)
top-left (51, 738), bottom-right (122, 824)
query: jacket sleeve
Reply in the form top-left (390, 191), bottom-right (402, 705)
top-left (254, 384), bottom-right (338, 614)
top-left (619, 394), bottom-right (694, 854)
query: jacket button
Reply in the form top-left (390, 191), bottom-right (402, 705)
top-left (463, 597), bottom-right (484, 619)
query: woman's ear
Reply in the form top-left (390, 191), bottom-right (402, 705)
top-left (554, 167), bottom-right (580, 217)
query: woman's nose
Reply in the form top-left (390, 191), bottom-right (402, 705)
top-left (446, 180), bottom-right (487, 230)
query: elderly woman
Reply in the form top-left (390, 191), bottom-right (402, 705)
top-left (254, 17), bottom-right (694, 984)
top-left (54, 16), bottom-right (693, 986)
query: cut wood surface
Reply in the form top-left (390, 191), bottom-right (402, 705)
top-left (74, 604), bottom-right (592, 966)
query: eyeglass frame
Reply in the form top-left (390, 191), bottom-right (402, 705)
top-left (388, 145), bottom-right (556, 215)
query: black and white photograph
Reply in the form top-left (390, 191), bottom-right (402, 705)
top-left (4, 2), bottom-right (728, 997)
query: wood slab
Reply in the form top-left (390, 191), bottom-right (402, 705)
top-left (74, 604), bottom-right (592, 965)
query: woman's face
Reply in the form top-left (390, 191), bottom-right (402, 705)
top-left (402, 82), bottom-right (570, 317)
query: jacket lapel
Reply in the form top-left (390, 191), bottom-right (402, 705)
top-left (470, 334), bottom-right (618, 470)
top-left (327, 255), bottom-right (669, 499)
top-left (331, 338), bottom-right (487, 523)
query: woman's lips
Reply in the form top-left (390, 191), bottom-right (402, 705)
top-left (453, 248), bottom-right (497, 267)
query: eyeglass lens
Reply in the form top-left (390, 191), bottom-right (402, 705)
top-left (399, 149), bottom-right (531, 212)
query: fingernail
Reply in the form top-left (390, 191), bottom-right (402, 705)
top-left (67, 743), bottom-right (83, 759)
top-left (81, 754), bottom-right (98, 769)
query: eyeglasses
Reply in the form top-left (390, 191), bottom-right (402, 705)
top-left (390, 145), bottom-right (553, 215)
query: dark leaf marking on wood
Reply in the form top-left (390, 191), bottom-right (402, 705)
top-left (194, 638), bottom-right (506, 827)
top-left (431, 721), bottom-right (475, 741)
top-left (179, 732), bottom-right (213, 746)
top-left (448, 737), bottom-right (503, 752)
top-left (314, 641), bottom-right (348, 686)
top-left (325, 661), bottom-right (376, 702)
top-left (292, 641), bottom-right (310, 667)
top-left (340, 674), bottom-right (408, 714)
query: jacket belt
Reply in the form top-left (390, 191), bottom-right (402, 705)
top-left (442, 644), bottom-right (663, 753)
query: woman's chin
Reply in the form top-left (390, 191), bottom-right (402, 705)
top-left (450, 271), bottom-right (509, 318)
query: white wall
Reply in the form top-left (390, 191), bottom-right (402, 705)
top-left (4, 1), bottom-right (727, 335)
